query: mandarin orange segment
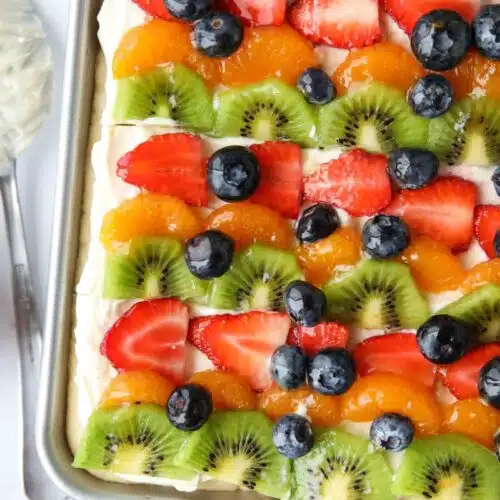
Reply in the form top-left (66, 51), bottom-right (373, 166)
top-left (184, 50), bottom-right (223, 87)
top-left (340, 373), bottom-right (441, 436)
top-left (100, 193), bottom-right (202, 251)
top-left (205, 202), bottom-right (294, 250)
top-left (440, 399), bottom-right (500, 449)
top-left (258, 386), bottom-right (341, 428)
top-left (188, 370), bottom-right (256, 410)
top-left (459, 258), bottom-right (500, 294)
top-left (295, 227), bottom-right (362, 286)
top-left (399, 236), bottom-right (466, 293)
top-left (332, 42), bottom-right (425, 96)
top-left (99, 370), bottom-right (175, 409)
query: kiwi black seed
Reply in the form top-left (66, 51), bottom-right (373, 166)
top-left (207, 243), bottom-right (303, 311)
top-left (318, 83), bottom-right (429, 152)
top-left (174, 411), bottom-right (290, 498)
top-left (322, 259), bottom-right (430, 330)
top-left (393, 434), bottom-right (500, 499)
top-left (214, 79), bottom-right (317, 147)
top-left (103, 237), bottom-right (206, 301)
top-left (113, 63), bottom-right (214, 132)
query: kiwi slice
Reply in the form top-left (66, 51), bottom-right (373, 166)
top-left (208, 243), bottom-right (303, 311)
top-left (213, 79), bottom-right (317, 147)
top-left (174, 411), bottom-right (290, 498)
top-left (437, 284), bottom-right (500, 342)
top-left (113, 64), bottom-right (214, 132)
top-left (73, 404), bottom-right (195, 480)
top-left (393, 434), bottom-right (500, 499)
top-left (103, 237), bottom-right (206, 301)
top-left (428, 97), bottom-right (500, 166)
top-left (318, 83), bottom-right (428, 152)
top-left (322, 259), bottom-right (429, 329)
top-left (293, 428), bottom-right (394, 500)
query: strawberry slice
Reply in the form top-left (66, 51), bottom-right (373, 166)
top-left (385, 176), bottom-right (477, 252)
top-left (383, 0), bottom-right (480, 35)
top-left (189, 311), bottom-right (291, 391)
top-left (441, 343), bottom-right (500, 399)
top-left (100, 299), bottom-right (189, 385)
top-left (289, 0), bottom-right (381, 49)
top-left (249, 142), bottom-right (303, 219)
top-left (215, 0), bottom-right (286, 26)
top-left (116, 133), bottom-right (209, 207)
top-left (131, 0), bottom-right (173, 20)
top-left (353, 333), bottom-right (437, 388)
top-left (303, 149), bottom-right (392, 216)
top-left (287, 322), bottom-right (349, 356)
top-left (475, 205), bottom-right (500, 259)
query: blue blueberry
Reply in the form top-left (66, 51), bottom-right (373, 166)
top-left (165, 0), bottom-right (212, 22)
top-left (411, 10), bottom-right (471, 71)
top-left (167, 384), bottom-right (213, 431)
top-left (492, 167), bottom-right (500, 197)
top-left (307, 348), bottom-right (356, 396)
top-left (408, 75), bottom-right (454, 118)
top-left (207, 146), bottom-right (260, 201)
top-left (270, 345), bottom-right (308, 390)
top-left (474, 5), bottom-right (500, 61)
top-left (370, 413), bottom-right (415, 452)
top-left (388, 148), bottom-right (439, 190)
top-left (417, 315), bottom-right (473, 365)
top-left (495, 231), bottom-right (500, 258)
top-left (191, 11), bottom-right (243, 58)
top-left (479, 356), bottom-right (500, 409)
top-left (296, 203), bottom-right (340, 244)
top-left (185, 230), bottom-right (234, 279)
top-left (297, 68), bottom-right (336, 105)
top-left (273, 414), bottom-right (314, 459)
top-left (362, 215), bottom-right (410, 259)
top-left (284, 280), bottom-right (326, 327)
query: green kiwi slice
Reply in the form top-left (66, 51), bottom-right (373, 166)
top-left (208, 243), bottom-right (303, 311)
top-left (293, 428), bottom-right (394, 500)
top-left (437, 284), bottom-right (500, 342)
top-left (393, 434), bottom-right (500, 499)
top-left (318, 83), bottom-right (429, 152)
top-left (103, 237), bottom-right (206, 301)
top-left (322, 259), bottom-right (430, 329)
top-left (73, 404), bottom-right (195, 480)
top-left (428, 98), bottom-right (500, 166)
top-left (174, 411), bottom-right (290, 498)
top-left (113, 64), bottom-right (214, 132)
top-left (213, 79), bottom-right (317, 147)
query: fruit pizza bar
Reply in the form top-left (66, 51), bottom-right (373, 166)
top-left (68, 0), bottom-right (500, 498)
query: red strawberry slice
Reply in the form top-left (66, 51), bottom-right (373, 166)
top-left (131, 0), bottom-right (173, 20)
top-left (189, 311), bottom-right (291, 391)
top-left (100, 299), bottom-right (189, 385)
top-left (289, 0), bottom-right (381, 48)
top-left (353, 333), bottom-right (437, 388)
top-left (303, 149), bottom-right (392, 216)
top-left (385, 176), bottom-right (477, 252)
top-left (441, 343), bottom-right (500, 399)
top-left (475, 205), bottom-right (500, 259)
top-left (249, 142), bottom-right (303, 219)
top-left (383, 0), bottom-right (480, 35)
top-left (116, 133), bottom-right (209, 207)
top-left (215, 0), bottom-right (286, 26)
top-left (287, 322), bottom-right (349, 356)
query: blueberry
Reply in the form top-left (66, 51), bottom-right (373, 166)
top-left (495, 231), bottom-right (500, 258)
top-left (297, 68), bottom-right (336, 105)
top-left (411, 10), bottom-right (472, 71)
top-left (417, 315), bottom-right (473, 364)
top-left (185, 230), bottom-right (234, 279)
top-left (492, 167), bottom-right (500, 197)
top-left (370, 413), bottom-right (415, 452)
top-left (388, 148), bottom-right (439, 190)
top-left (408, 75), bottom-right (454, 118)
top-left (479, 356), bottom-right (500, 408)
top-left (307, 348), bottom-right (356, 396)
top-left (207, 146), bottom-right (260, 201)
top-left (362, 215), bottom-right (410, 259)
top-left (272, 414), bottom-right (314, 459)
top-left (296, 203), bottom-right (341, 244)
top-left (474, 6), bottom-right (500, 61)
top-left (270, 345), bottom-right (308, 390)
top-left (284, 280), bottom-right (326, 327)
top-left (191, 11), bottom-right (243, 58)
top-left (166, 384), bottom-right (213, 431)
top-left (165, 0), bottom-right (212, 21)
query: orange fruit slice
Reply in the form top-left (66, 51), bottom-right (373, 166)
top-left (460, 258), bottom-right (500, 294)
